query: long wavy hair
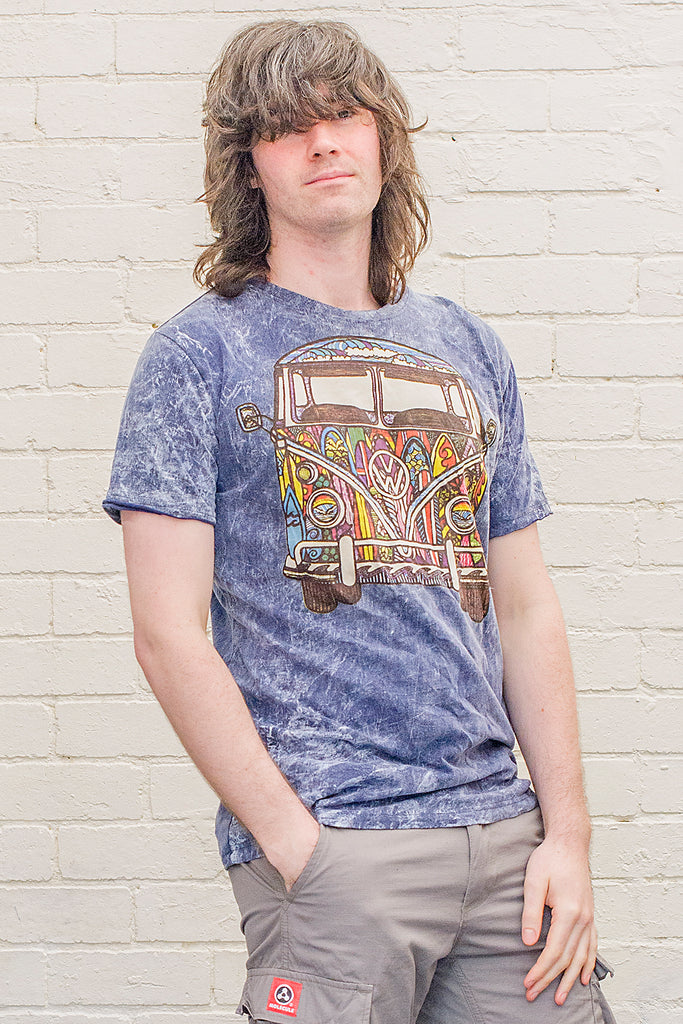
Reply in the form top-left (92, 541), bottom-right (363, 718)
top-left (194, 20), bottom-right (431, 306)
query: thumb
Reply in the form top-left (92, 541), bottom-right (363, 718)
top-left (522, 864), bottom-right (548, 946)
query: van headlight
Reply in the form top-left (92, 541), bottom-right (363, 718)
top-left (307, 489), bottom-right (344, 529)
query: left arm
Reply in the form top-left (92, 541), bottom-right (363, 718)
top-left (488, 522), bottom-right (597, 1006)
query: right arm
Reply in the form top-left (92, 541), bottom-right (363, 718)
top-left (121, 508), bottom-right (319, 887)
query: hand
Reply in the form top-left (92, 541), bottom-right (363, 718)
top-left (264, 813), bottom-right (321, 892)
top-left (521, 836), bottom-right (597, 1006)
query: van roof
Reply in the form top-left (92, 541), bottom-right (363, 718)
top-left (276, 336), bottom-right (457, 374)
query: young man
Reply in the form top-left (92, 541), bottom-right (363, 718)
top-left (104, 19), bottom-right (614, 1024)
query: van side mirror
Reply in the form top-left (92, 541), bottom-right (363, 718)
top-left (236, 403), bottom-right (263, 433)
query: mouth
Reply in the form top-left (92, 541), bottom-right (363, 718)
top-left (306, 172), bottom-right (354, 185)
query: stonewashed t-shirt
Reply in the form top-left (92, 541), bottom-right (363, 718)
top-left (104, 280), bottom-right (551, 869)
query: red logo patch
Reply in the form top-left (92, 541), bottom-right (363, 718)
top-left (267, 977), bottom-right (303, 1017)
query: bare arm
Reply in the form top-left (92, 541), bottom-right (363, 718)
top-left (488, 522), bottom-right (597, 1006)
top-left (120, 508), bottom-right (319, 888)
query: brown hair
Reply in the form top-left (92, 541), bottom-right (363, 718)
top-left (194, 19), bottom-right (430, 306)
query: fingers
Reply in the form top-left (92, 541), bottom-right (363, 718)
top-left (524, 912), bottom-right (595, 1004)
top-left (521, 866), bottom-right (547, 947)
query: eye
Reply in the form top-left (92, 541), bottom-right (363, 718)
top-left (335, 109), bottom-right (354, 120)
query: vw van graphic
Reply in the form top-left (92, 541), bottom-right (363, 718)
top-left (236, 336), bottom-right (496, 621)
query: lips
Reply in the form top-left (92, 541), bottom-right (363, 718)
top-left (306, 171), bottom-right (353, 184)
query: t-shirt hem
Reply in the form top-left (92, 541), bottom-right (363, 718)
top-left (489, 502), bottom-right (552, 539)
top-left (102, 498), bottom-right (216, 527)
top-left (218, 790), bottom-right (539, 869)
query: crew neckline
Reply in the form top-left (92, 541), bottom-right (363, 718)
top-left (247, 278), bottom-right (412, 321)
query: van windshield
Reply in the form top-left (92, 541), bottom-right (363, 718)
top-left (291, 368), bottom-right (375, 424)
top-left (380, 369), bottom-right (470, 431)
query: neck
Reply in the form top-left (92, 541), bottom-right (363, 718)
top-left (265, 223), bottom-right (380, 311)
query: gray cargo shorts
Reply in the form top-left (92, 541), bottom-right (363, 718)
top-left (227, 807), bottom-right (615, 1024)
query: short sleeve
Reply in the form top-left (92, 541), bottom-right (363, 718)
top-left (488, 355), bottom-right (551, 538)
top-left (103, 330), bottom-right (218, 526)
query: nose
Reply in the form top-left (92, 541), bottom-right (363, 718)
top-left (306, 120), bottom-right (340, 158)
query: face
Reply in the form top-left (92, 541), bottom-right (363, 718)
top-left (250, 107), bottom-right (383, 244)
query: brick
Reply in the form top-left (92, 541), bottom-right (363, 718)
top-left (551, 196), bottom-right (683, 255)
top-left (578, 694), bottom-right (683, 753)
top-left (539, 508), bottom-right (637, 570)
top-left (552, 69), bottom-right (683, 132)
top-left (456, 132), bottom-right (638, 193)
top-left (641, 632), bottom-right (683, 689)
top-left (116, 16), bottom-right (249, 75)
top-left (330, 14), bottom-right (457, 75)
top-left (134, 1015), bottom-right (240, 1024)
top-left (462, 11), bottom-right (622, 71)
top-left (534, 444), bottom-right (683, 503)
top-left (430, 197), bottom-right (547, 257)
top-left (0, 268), bottom-right (124, 326)
top-left (638, 507), bottom-right (683, 567)
top-left (413, 136), bottom-right (467, 200)
top-left (0, 393), bottom-right (126, 451)
top-left (150, 764), bottom-right (217, 820)
top-left (0, 951), bottom-right (45, 1006)
top-left (1, 18), bottom-right (114, 78)
top-left (38, 205), bottom-right (207, 263)
top-left (464, 257), bottom-right (634, 315)
top-left (0, 702), bottom-right (53, 757)
top-left (488, 321), bottom-right (553, 379)
top-left (639, 258), bottom-right (683, 315)
top-left (0, 145), bottom-right (120, 204)
top-left (592, 822), bottom-right (683, 878)
top-left (0, 764), bottom-right (144, 820)
top-left (0, 335), bottom-right (43, 388)
top-left (0, 826), bottom-right (54, 882)
top-left (56, 699), bottom-right (184, 758)
top-left (409, 254), bottom-right (465, 306)
top-left (0, 520), bottom-right (123, 574)
top-left (127, 267), bottom-right (203, 326)
top-left (120, 142), bottom-right (204, 203)
top-left (48, 0), bottom-right (211, 8)
top-left (641, 756), bottom-right (683, 812)
top-left (0, 0), bottom-right (42, 13)
top-left (135, 881), bottom-right (242, 941)
top-left (0, 885), bottom-right (132, 943)
top-left (0, 579), bottom-right (50, 637)
top-left (556, 321), bottom-right (683, 377)
top-left (0, 210), bottom-right (33, 263)
top-left (0, 457), bottom-right (45, 513)
top-left (58, 823), bottom-right (219, 880)
top-left (47, 0), bottom-right (211, 9)
top-left (48, 950), bottom-right (211, 1006)
top-left (402, 73), bottom-right (548, 132)
top-left (640, 385), bottom-right (683, 440)
top-left (593, 880), bottom-right (636, 943)
top-left (0, 638), bottom-right (139, 697)
top-left (48, 455), bottom-right (117, 513)
top-left (53, 577), bottom-right (131, 636)
top-left (584, 757), bottom-right (639, 818)
top-left (213, 949), bottom-right (250, 1006)
top-left (38, 81), bottom-right (202, 140)
top-left (523, 383), bottom-right (635, 441)
top-left (0, 1016), bottom-right (130, 1024)
top-left (48, 330), bottom-right (144, 389)
top-left (606, 943), bottom-right (683, 1002)
top-left (567, 632), bottom-right (640, 691)
top-left (635, 882), bottom-right (683, 939)
top-left (555, 570), bottom-right (683, 631)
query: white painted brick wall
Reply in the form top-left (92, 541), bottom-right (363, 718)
top-left (1, 2), bottom-right (680, 1021)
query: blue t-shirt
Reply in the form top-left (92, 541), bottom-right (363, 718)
top-left (104, 280), bottom-right (551, 868)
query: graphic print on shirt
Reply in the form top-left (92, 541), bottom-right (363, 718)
top-left (236, 336), bottom-right (497, 620)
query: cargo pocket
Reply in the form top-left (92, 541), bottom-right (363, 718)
top-left (237, 966), bottom-right (372, 1024)
top-left (591, 955), bottom-right (616, 1024)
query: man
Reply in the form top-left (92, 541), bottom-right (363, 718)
top-left (104, 19), bottom-right (614, 1024)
